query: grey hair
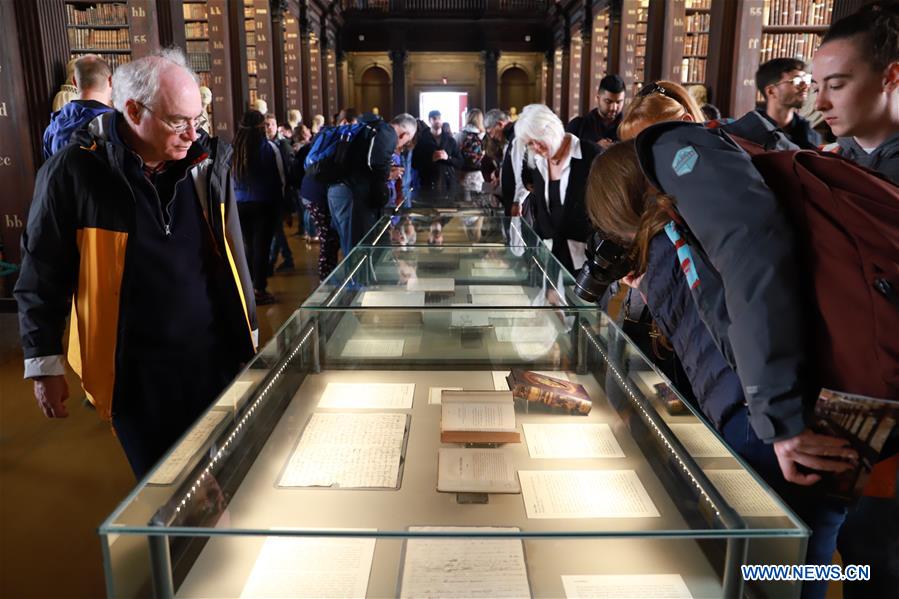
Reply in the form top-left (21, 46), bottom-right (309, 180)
top-left (513, 103), bottom-right (565, 167)
top-left (111, 47), bottom-right (198, 112)
top-left (391, 112), bottom-right (418, 134)
top-left (484, 109), bottom-right (509, 129)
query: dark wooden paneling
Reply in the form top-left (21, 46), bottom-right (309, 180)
top-left (568, 24), bottom-right (584, 119)
top-left (14, 0), bottom-right (69, 168)
top-left (705, 0), bottom-right (737, 113)
top-left (228, 0), bottom-right (249, 120)
top-left (283, 12), bottom-right (304, 118)
top-left (271, 2), bottom-right (287, 121)
top-left (1, 1), bottom-right (39, 277)
top-left (252, 0), bottom-right (277, 114)
top-left (618, 0), bottom-right (640, 97)
top-left (129, 0), bottom-right (161, 58)
top-left (729, 0), bottom-right (764, 117)
top-left (208, 0), bottom-right (235, 140)
top-left (156, 0), bottom-right (186, 49)
top-left (390, 49), bottom-right (407, 117)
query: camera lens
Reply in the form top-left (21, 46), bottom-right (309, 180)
top-left (573, 233), bottom-right (631, 303)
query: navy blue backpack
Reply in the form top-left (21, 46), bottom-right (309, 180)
top-left (304, 119), bottom-right (381, 184)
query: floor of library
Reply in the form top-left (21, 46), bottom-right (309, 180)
top-left (0, 224), bottom-right (844, 598)
top-left (0, 226), bottom-right (321, 598)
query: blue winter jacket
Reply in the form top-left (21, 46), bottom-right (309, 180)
top-left (233, 139), bottom-right (284, 204)
top-left (42, 99), bottom-right (113, 160)
top-left (640, 233), bottom-right (746, 430)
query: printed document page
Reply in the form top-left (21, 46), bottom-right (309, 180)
top-left (360, 290), bottom-right (425, 307)
top-left (470, 285), bottom-right (527, 295)
top-left (400, 527), bottom-right (531, 598)
top-left (522, 423), bottom-right (625, 459)
top-left (705, 470), bottom-right (784, 517)
top-left (215, 380), bottom-right (254, 410)
top-left (240, 531), bottom-right (376, 598)
top-left (519, 470), bottom-right (660, 518)
top-left (341, 338), bottom-right (405, 358)
top-left (429, 386), bottom-right (463, 405)
top-left (437, 448), bottom-right (521, 493)
top-left (149, 410), bottom-right (227, 485)
top-left (407, 278), bottom-right (455, 292)
top-left (668, 423), bottom-right (732, 458)
top-left (317, 382), bottom-right (415, 409)
top-left (442, 392), bottom-right (516, 432)
top-left (561, 574), bottom-right (693, 598)
top-left (279, 413), bottom-right (406, 488)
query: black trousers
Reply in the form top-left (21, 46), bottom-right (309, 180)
top-left (111, 348), bottom-right (238, 479)
top-left (237, 201), bottom-right (279, 292)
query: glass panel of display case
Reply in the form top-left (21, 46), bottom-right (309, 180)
top-left (358, 214), bottom-right (543, 248)
top-left (100, 241), bottom-right (807, 599)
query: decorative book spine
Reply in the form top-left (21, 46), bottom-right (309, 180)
top-left (509, 383), bottom-right (592, 415)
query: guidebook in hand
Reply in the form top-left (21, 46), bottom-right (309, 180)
top-left (810, 388), bottom-right (899, 502)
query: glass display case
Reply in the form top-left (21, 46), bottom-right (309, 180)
top-left (405, 190), bottom-right (504, 216)
top-left (100, 245), bottom-right (808, 599)
top-left (357, 214), bottom-right (542, 248)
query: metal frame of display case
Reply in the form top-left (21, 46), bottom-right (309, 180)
top-left (358, 214), bottom-right (543, 248)
top-left (100, 245), bottom-right (808, 599)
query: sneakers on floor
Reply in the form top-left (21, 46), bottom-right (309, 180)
top-left (274, 260), bottom-right (295, 273)
top-left (254, 290), bottom-right (276, 305)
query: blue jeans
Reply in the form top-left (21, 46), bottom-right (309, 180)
top-left (269, 222), bottom-right (293, 266)
top-left (328, 183), bottom-right (383, 257)
top-left (328, 183), bottom-right (354, 258)
top-left (722, 408), bottom-right (847, 599)
top-left (838, 491), bottom-right (899, 598)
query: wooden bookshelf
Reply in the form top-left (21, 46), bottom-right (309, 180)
top-left (618, 0), bottom-right (653, 101)
top-left (760, 0), bottom-right (834, 67)
top-left (634, 0), bottom-right (650, 94)
top-left (64, 1), bottom-right (132, 70)
top-left (567, 24), bottom-right (584, 120)
top-left (206, 0), bottom-right (235, 140)
top-left (244, 0), bottom-right (258, 106)
top-left (183, 0), bottom-right (213, 130)
top-left (589, 5), bottom-right (610, 110)
top-left (681, 0), bottom-right (710, 86)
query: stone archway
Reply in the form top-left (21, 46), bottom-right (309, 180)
top-left (499, 66), bottom-right (532, 115)
top-left (359, 65), bottom-right (391, 117)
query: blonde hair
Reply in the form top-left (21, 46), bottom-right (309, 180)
top-left (513, 103), bottom-right (566, 164)
top-left (618, 80), bottom-right (705, 141)
top-left (311, 114), bottom-right (325, 133)
top-left (465, 108), bottom-right (485, 132)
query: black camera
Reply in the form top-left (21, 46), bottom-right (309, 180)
top-left (573, 232), bottom-right (633, 303)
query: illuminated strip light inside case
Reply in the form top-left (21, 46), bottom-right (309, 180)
top-left (580, 323), bottom-right (723, 519)
top-left (174, 325), bottom-right (315, 517)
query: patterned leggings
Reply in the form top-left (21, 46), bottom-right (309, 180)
top-left (307, 199), bottom-right (339, 282)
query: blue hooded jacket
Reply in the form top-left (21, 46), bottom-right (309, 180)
top-left (42, 99), bottom-right (113, 160)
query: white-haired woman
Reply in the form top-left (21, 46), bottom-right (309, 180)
top-left (514, 103), bottom-right (600, 272)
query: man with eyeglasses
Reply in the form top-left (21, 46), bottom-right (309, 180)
top-left (755, 58), bottom-right (821, 149)
top-left (15, 49), bottom-right (258, 479)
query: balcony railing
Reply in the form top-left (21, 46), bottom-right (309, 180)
top-left (341, 0), bottom-right (548, 14)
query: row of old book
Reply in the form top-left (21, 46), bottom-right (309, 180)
top-left (65, 2), bottom-right (127, 27)
top-left (763, 0), bottom-right (834, 27)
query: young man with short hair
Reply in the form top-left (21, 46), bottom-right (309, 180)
top-left (814, 5), bottom-right (899, 184)
top-left (565, 74), bottom-right (626, 149)
top-left (811, 5), bottom-right (899, 596)
top-left (755, 57), bottom-right (821, 149)
top-left (42, 54), bottom-right (114, 159)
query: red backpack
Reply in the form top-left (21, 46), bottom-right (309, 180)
top-left (733, 137), bottom-right (899, 496)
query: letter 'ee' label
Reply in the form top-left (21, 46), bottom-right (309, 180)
top-left (672, 145), bottom-right (698, 176)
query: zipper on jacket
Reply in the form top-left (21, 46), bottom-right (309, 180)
top-left (874, 278), bottom-right (899, 310)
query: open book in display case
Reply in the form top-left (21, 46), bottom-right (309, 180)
top-left (100, 242), bottom-right (808, 599)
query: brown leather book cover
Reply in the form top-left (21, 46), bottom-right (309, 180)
top-left (506, 370), bottom-right (592, 415)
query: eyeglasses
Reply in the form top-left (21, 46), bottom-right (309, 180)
top-left (637, 82), bottom-right (669, 98)
top-left (136, 101), bottom-right (202, 134)
top-left (774, 73), bottom-right (812, 88)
